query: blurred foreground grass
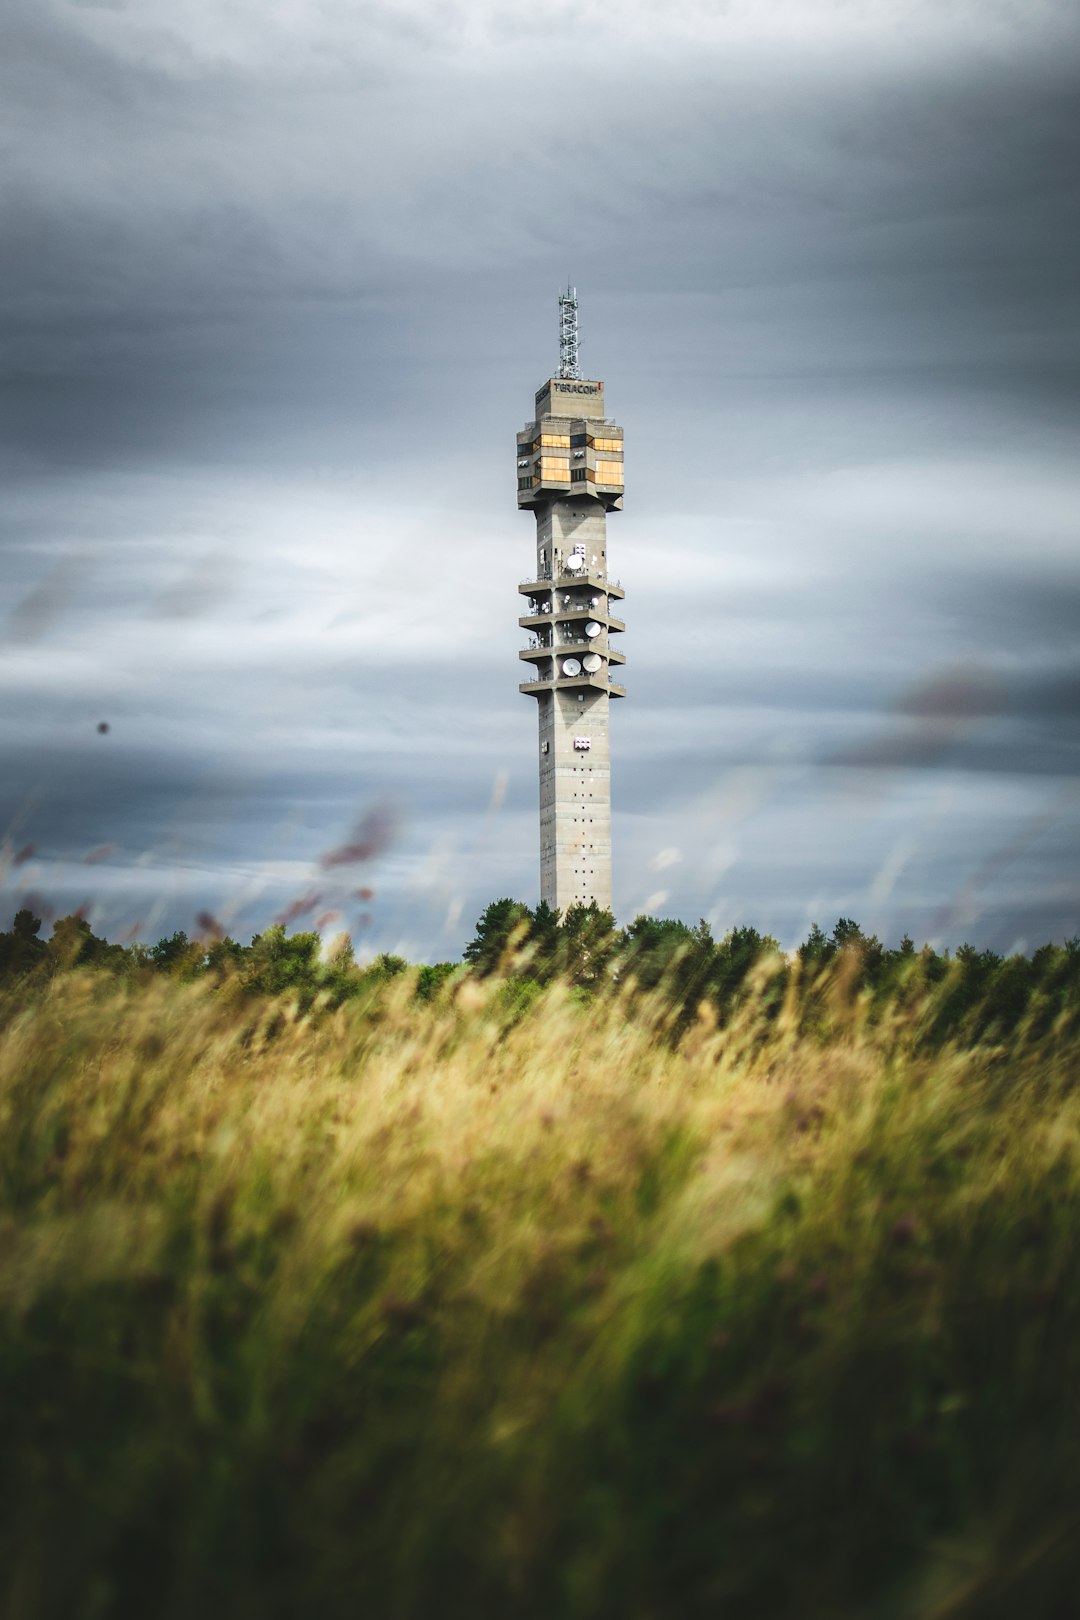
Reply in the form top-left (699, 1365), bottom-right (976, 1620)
top-left (1, 963), bottom-right (1079, 1619)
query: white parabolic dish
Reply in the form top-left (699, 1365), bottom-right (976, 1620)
top-left (583, 652), bottom-right (602, 673)
top-left (584, 621), bottom-right (602, 638)
top-left (562, 657), bottom-right (582, 677)
top-left (565, 554), bottom-right (583, 571)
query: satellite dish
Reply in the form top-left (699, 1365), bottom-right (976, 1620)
top-left (583, 652), bottom-right (602, 673)
top-left (562, 657), bottom-right (582, 677)
top-left (584, 621), bottom-right (602, 638)
top-left (565, 554), bottom-right (584, 571)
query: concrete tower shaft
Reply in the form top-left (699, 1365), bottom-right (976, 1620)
top-left (516, 363), bottom-right (624, 914)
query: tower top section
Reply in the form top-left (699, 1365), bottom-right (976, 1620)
top-left (557, 284), bottom-right (581, 379)
top-left (533, 376), bottom-right (606, 422)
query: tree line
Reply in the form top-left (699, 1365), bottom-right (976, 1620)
top-left (0, 909), bottom-right (455, 1007)
top-left (462, 898), bottom-right (1080, 1045)
top-left (1, 899), bottom-right (1077, 1046)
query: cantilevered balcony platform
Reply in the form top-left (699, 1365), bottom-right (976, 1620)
top-left (518, 672), bottom-right (627, 699)
top-left (518, 644), bottom-right (626, 668)
top-left (518, 573), bottom-right (625, 601)
top-left (519, 609), bottom-right (625, 633)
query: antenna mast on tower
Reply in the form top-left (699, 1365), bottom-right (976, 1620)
top-left (557, 284), bottom-right (581, 379)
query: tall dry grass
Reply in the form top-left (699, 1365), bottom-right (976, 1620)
top-left (1, 965), bottom-right (1078, 1619)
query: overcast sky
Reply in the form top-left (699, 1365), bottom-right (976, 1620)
top-left (3, 0), bottom-right (1079, 959)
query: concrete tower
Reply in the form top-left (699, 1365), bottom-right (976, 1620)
top-left (517, 288), bottom-right (625, 913)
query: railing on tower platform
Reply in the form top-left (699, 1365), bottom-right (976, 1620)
top-left (519, 575), bottom-right (623, 590)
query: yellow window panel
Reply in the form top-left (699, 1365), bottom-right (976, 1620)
top-left (541, 433), bottom-right (571, 448)
top-left (595, 460), bottom-right (624, 484)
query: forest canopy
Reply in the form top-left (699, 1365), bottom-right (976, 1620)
top-left (1, 901), bottom-right (1077, 1051)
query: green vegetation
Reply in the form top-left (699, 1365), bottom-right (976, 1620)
top-left (4, 900), bottom-right (1077, 1052)
top-left (1, 903), bottom-right (1079, 1617)
top-left (0, 907), bottom-right (457, 1010)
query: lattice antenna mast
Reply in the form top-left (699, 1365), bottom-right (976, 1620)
top-left (557, 284), bottom-right (581, 380)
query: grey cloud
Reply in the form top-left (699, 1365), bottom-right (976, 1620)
top-left (2, 1), bottom-right (1079, 953)
top-left (932, 572), bottom-right (1080, 655)
top-left (7, 551), bottom-right (94, 642)
top-left (150, 551), bottom-right (238, 619)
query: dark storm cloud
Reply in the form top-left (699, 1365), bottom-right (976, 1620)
top-left (934, 571), bottom-right (1080, 655)
top-left (826, 663), bottom-right (1080, 774)
top-left (2, 0), bottom-right (1079, 951)
top-left (0, 636), bottom-right (531, 879)
top-left (0, 738), bottom-right (251, 857)
top-left (7, 7), bottom-right (1080, 391)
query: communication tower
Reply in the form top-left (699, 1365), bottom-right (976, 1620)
top-left (517, 289), bottom-right (625, 912)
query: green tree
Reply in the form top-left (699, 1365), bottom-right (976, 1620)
top-left (241, 925), bottom-right (321, 1001)
top-left (365, 952), bottom-right (410, 984)
top-left (204, 937), bottom-right (245, 978)
top-left (711, 925), bottom-right (783, 1008)
top-left (320, 934), bottom-right (362, 1004)
top-left (524, 900), bottom-right (562, 982)
top-left (798, 922), bottom-right (834, 970)
top-left (415, 962), bottom-right (458, 1001)
top-left (619, 915), bottom-right (698, 991)
top-left (463, 899), bottom-right (533, 977)
top-left (556, 902), bottom-right (618, 990)
top-left (0, 909), bottom-right (48, 979)
top-left (830, 918), bottom-right (884, 984)
top-left (149, 930), bottom-right (204, 977)
top-left (47, 915), bottom-right (128, 974)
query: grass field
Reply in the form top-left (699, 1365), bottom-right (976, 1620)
top-left (2, 959), bottom-right (1079, 1619)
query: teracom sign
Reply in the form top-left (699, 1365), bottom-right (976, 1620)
top-left (535, 376), bottom-right (606, 421)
